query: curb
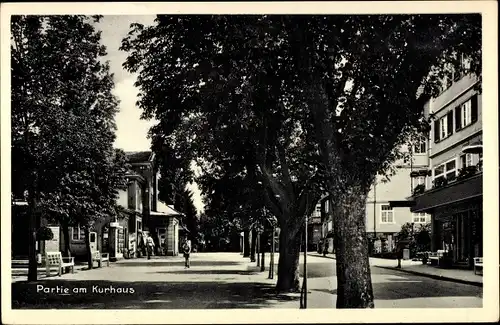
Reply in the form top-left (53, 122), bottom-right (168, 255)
top-left (375, 265), bottom-right (483, 287)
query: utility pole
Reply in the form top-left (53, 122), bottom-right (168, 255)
top-left (304, 215), bottom-right (308, 308)
top-left (269, 225), bottom-right (275, 279)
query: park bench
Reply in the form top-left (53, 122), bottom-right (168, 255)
top-left (45, 251), bottom-right (74, 277)
top-left (92, 250), bottom-right (110, 268)
top-left (473, 257), bottom-right (483, 275)
top-left (427, 250), bottom-right (447, 266)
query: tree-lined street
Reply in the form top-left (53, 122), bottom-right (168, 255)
top-left (12, 253), bottom-right (482, 309)
top-left (8, 11), bottom-right (489, 314)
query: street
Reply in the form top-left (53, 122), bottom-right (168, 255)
top-left (11, 253), bottom-right (482, 309)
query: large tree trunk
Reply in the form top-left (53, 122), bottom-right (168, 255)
top-left (27, 188), bottom-right (38, 282)
top-left (333, 189), bottom-right (375, 308)
top-left (243, 229), bottom-right (250, 257)
top-left (61, 220), bottom-right (72, 258)
top-left (84, 227), bottom-right (93, 269)
top-left (250, 228), bottom-right (257, 262)
top-left (276, 227), bottom-right (301, 292)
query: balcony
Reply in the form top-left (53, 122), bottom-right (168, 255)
top-left (410, 167), bottom-right (482, 213)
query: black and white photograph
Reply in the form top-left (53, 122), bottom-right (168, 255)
top-left (1, 1), bottom-right (498, 324)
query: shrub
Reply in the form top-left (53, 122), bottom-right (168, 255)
top-left (36, 226), bottom-right (54, 241)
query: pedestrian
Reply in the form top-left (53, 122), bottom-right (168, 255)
top-left (182, 236), bottom-right (191, 268)
top-left (146, 233), bottom-right (155, 260)
top-left (323, 239), bottom-right (329, 257)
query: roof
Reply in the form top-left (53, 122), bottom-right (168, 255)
top-left (151, 201), bottom-right (184, 217)
top-left (410, 173), bottom-right (482, 213)
top-left (125, 151), bottom-right (154, 164)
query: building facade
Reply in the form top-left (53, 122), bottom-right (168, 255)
top-left (407, 74), bottom-right (482, 269)
top-left (319, 149), bottom-right (431, 255)
top-left (11, 151), bottom-right (183, 262)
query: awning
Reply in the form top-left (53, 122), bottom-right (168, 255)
top-left (150, 201), bottom-right (184, 217)
top-left (410, 169), bottom-right (431, 178)
top-left (410, 173), bottom-right (482, 213)
top-left (389, 200), bottom-right (416, 208)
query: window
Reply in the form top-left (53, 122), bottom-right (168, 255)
top-left (455, 95), bottom-right (479, 131)
top-left (434, 158), bottom-right (457, 183)
top-left (439, 115), bottom-right (448, 140)
top-left (413, 213), bottom-right (427, 223)
top-left (461, 100), bottom-right (472, 127)
top-left (434, 111), bottom-right (454, 143)
top-left (72, 225), bottom-right (85, 241)
top-left (314, 206), bottom-right (321, 218)
top-left (460, 153), bottom-right (473, 168)
top-left (381, 205), bottom-right (394, 223)
top-left (413, 140), bottom-right (427, 154)
top-left (445, 160), bottom-right (457, 182)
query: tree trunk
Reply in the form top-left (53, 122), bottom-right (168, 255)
top-left (27, 188), bottom-right (38, 282)
top-left (61, 220), bottom-right (72, 258)
top-left (250, 228), bottom-right (257, 262)
top-left (243, 229), bottom-right (250, 257)
top-left (276, 228), bottom-right (301, 292)
top-left (333, 189), bottom-right (375, 308)
top-left (84, 227), bottom-right (93, 269)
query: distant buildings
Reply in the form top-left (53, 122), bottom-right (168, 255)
top-left (319, 152), bottom-right (431, 255)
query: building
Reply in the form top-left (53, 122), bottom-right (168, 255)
top-left (401, 73), bottom-right (482, 269)
top-left (306, 203), bottom-right (322, 251)
top-left (11, 150), bottom-right (183, 262)
top-left (319, 149), bottom-right (431, 255)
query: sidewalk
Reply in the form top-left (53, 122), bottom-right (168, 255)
top-left (309, 252), bottom-right (482, 286)
top-left (12, 263), bottom-right (95, 283)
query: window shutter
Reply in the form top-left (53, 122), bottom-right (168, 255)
top-left (455, 105), bottom-right (462, 131)
top-left (471, 94), bottom-right (478, 123)
top-left (434, 120), bottom-right (440, 143)
top-left (447, 111), bottom-right (454, 136)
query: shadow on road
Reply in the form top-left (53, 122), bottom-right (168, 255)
top-left (328, 279), bottom-right (482, 300)
top-left (114, 260), bottom-right (241, 267)
top-left (12, 280), bottom-right (299, 309)
top-left (153, 270), bottom-right (261, 276)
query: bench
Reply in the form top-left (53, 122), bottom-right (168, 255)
top-left (427, 250), bottom-right (447, 266)
top-left (45, 252), bottom-right (74, 277)
top-left (473, 257), bottom-right (483, 275)
top-left (92, 250), bottom-right (110, 267)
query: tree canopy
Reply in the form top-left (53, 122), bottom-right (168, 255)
top-left (121, 14), bottom-right (481, 305)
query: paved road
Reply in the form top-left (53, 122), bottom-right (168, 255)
top-left (11, 252), bottom-right (482, 309)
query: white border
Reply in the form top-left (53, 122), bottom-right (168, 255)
top-left (1, 1), bottom-right (498, 324)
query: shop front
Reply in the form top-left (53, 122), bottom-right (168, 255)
top-left (411, 173), bottom-right (482, 269)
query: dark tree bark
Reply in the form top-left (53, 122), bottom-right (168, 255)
top-left (333, 188), bottom-right (375, 308)
top-left (27, 187), bottom-right (38, 282)
top-left (276, 227), bottom-right (302, 292)
top-left (61, 220), bottom-right (72, 258)
top-left (243, 229), bottom-right (250, 257)
top-left (250, 228), bottom-right (257, 262)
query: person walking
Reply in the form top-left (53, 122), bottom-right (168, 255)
top-left (182, 236), bottom-right (191, 268)
top-left (146, 233), bottom-right (155, 260)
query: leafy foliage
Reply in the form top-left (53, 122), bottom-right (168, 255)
top-left (11, 15), bottom-right (127, 262)
top-left (397, 222), bottom-right (432, 256)
top-left (121, 14), bottom-right (481, 298)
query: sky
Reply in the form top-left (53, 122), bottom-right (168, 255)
top-left (95, 15), bottom-right (204, 214)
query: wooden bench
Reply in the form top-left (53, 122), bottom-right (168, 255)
top-left (473, 257), bottom-right (483, 275)
top-left (427, 250), bottom-right (447, 266)
top-left (92, 250), bottom-right (110, 268)
top-left (45, 252), bottom-right (74, 277)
